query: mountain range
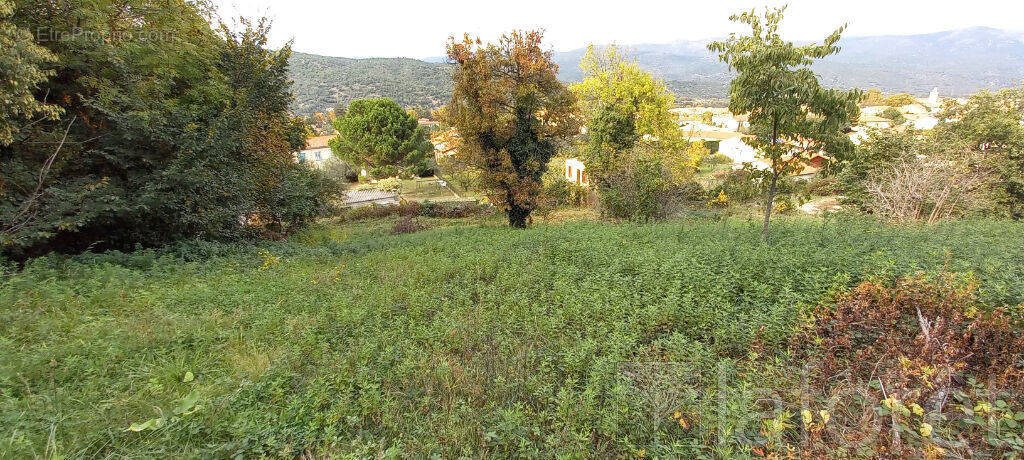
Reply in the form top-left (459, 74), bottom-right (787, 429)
top-left (288, 27), bottom-right (1024, 114)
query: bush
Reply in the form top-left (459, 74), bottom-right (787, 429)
top-left (356, 178), bottom-right (402, 193)
top-left (715, 167), bottom-right (761, 203)
top-left (338, 200), bottom-right (493, 222)
top-left (322, 158), bottom-right (359, 183)
top-left (411, 159), bottom-right (437, 178)
top-left (391, 216), bottom-right (427, 235)
top-left (261, 166), bottom-right (341, 238)
top-left (702, 153), bottom-right (733, 165)
top-left (541, 178), bottom-right (589, 208)
top-left (805, 174), bottom-right (841, 196)
top-left (599, 156), bottom-right (670, 221)
top-left (795, 274), bottom-right (1024, 458)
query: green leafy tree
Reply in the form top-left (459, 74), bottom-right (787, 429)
top-left (444, 30), bottom-right (579, 228)
top-left (1, 0), bottom-right (335, 258)
top-left (572, 45), bottom-right (679, 146)
top-left (933, 88), bottom-right (1024, 218)
top-left (571, 45), bottom-right (696, 178)
top-left (285, 115), bottom-right (314, 152)
top-left (582, 103), bottom-right (638, 180)
top-left (0, 0), bottom-right (61, 146)
top-left (329, 98), bottom-right (433, 176)
top-left (570, 45), bottom-right (699, 219)
top-left (709, 6), bottom-right (860, 238)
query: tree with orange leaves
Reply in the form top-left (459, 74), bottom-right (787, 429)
top-left (444, 30), bottom-right (580, 228)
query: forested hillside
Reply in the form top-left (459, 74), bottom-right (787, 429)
top-left (288, 27), bottom-right (1024, 113)
top-left (288, 52), bottom-right (453, 114)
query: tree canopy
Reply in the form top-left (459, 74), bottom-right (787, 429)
top-left (328, 98), bottom-right (433, 177)
top-left (571, 45), bottom-right (689, 181)
top-left (1, 0), bottom-right (336, 259)
top-left (444, 30), bottom-right (579, 228)
top-left (709, 6), bottom-right (860, 238)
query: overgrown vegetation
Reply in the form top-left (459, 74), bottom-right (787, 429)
top-left (2, 217), bottom-right (1022, 458)
top-left (1, 0), bottom-right (337, 260)
top-left (832, 84), bottom-right (1024, 222)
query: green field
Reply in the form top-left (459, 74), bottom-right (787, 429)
top-left (2, 216), bottom-right (1023, 458)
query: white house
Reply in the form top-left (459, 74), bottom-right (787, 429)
top-left (565, 158), bottom-right (589, 186)
top-left (296, 135), bottom-right (334, 169)
top-left (711, 114), bottom-right (741, 131)
top-left (849, 128), bottom-right (870, 145)
top-left (912, 116), bottom-right (939, 130)
top-left (718, 136), bottom-right (758, 164)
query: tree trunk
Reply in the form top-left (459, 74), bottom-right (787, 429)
top-left (508, 204), bottom-right (530, 229)
top-left (762, 171), bottom-right (778, 240)
top-left (762, 117), bottom-right (780, 241)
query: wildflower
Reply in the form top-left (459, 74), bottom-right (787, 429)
top-left (801, 409), bottom-right (813, 426)
top-left (678, 417), bottom-right (689, 429)
top-left (673, 411), bottom-right (681, 419)
top-left (818, 410), bottom-right (830, 425)
top-left (911, 403), bottom-right (924, 416)
top-left (920, 422), bottom-right (933, 437)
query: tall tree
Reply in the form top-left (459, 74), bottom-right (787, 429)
top-left (328, 97), bottom-right (433, 176)
top-left (571, 45), bottom-right (689, 181)
top-left (933, 87), bottom-right (1024, 218)
top-left (572, 45), bottom-right (678, 145)
top-left (1, 0), bottom-right (335, 258)
top-left (444, 30), bottom-right (579, 228)
top-left (709, 6), bottom-right (859, 239)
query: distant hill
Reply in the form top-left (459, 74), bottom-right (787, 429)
top-left (288, 52), bottom-right (452, 114)
top-left (288, 27), bottom-right (1024, 114)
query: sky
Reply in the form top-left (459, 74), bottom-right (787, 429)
top-left (212, 0), bottom-right (1024, 58)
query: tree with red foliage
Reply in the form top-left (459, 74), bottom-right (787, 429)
top-left (444, 30), bottom-right (579, 228)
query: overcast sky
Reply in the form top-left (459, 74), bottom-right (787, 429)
top-left (212, 0), bottom-right (1024, 58)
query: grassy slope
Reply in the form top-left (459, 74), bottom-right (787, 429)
top-left (2, 217), bottom-right (1023, 457)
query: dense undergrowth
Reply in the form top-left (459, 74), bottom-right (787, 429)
top-left (2, 216), bottom-right (1023, 458)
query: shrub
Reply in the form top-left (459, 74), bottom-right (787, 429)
top-left (716, 166), bottom-right (761, 203)
top-left (881, 107), bottom-right (906, 125)
top-left (805, 174), bottom-right (841, 196)
top-left (866, 156), bottom-right (993, 224)
top-left (322, 158), bottom-right (359, 183)
top-left (541, 178), bottom-right (589, 208)
top-left (260, 166), bottom-right (341, 238)
top-left (338, 200), bottom-right (493, 222)
top-left (796, 274), bottom-right (1024, 458)
top-left (391, 216), bottom-right (427, 235)
top-left (702, 153), bottom-right (733, 165)
top-left (411, 160), bottom-right (437, 178)
top-left (599, 156), bottom-right (670, 221)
